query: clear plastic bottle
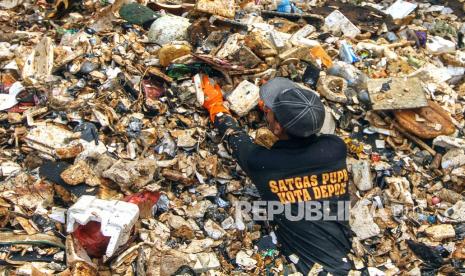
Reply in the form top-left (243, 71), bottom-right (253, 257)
top-left (327, 61), bottom-right (367, 90)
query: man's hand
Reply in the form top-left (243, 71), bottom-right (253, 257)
top-left (258, 99), bottom-right (265, 112)
top-left (201, 75), bottom-right (230, 122)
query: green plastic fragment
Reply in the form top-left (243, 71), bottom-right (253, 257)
top-left (166, 64), bottom-right (216, 80)
top-left (407, 55), bottom-right (425, 68)
top-left (261, 249), bottom-right (278, 257)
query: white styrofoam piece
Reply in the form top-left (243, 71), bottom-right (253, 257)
top-left (350, 200), bottom-right (380, 240)
top-left (251, 22), bottom-right (275, 32)
top-left (351, 160), bottom-right (373, 191)
top-left (66, 196), bottom-right (140, 257)
top-left (433, 135), bottom-right (465, 149)
top-left (226, 80), bottom-right (260, 117)
top-left (193, 74), bottom-right (204, 106)
top-left (0, 161), bottom-right (21, 177)
top-left (49, 207), bottom-right (67, 224)
top-left (290, 25), bottom-right (319, 47)
top-left (324, 10), bottom-right (361, 38)
top-left (0, 81), bottom-right (23, 111)
top-left (384, 0), bottom-right (418, 19)
top-left (426, 36), bottom-right (456, 54)
top-left (216, 33), bottom-right (242, 59)
top-left (269, 30), bottom-right (286, 49)
top-left (319, 107), bottom-right (336, 135)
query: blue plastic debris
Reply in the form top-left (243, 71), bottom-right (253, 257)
top-left (339, 41), bottom-right (360, 63)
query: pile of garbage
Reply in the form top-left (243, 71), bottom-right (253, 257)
top-left (0, 0), bottom-right (464, 274)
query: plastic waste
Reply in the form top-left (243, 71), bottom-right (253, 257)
top-left (350, 200), bottom-right (380, 240)
top-left (73, 221), bottom-right (111, 258)
top-left (195, 0), bottom-right (236, 18)
top-left (446, 201), bottom-right (465, 221)
top-left (426, 36), bottom-right (456, 54)
top-left (173, 266), bottom-right (197, 276)
top-left (0, 82), bottom-right (23, 111)
top-left (384, 0), bottom-right (418, 20)
top-left (277, 0), bottom-right (301, 13)
top-left (407, 240), bottom-right (444, 269)
top-left (339, 41), bottom-right (359, 63)
top-left (155, 131), bottom-right (177, 157)
top-left (155, 193), bottom-right (170, 214)
top-left (119, 3), bottom-right (160, 27)
top-left (236, 250), bottom-right (257, 270)
top-left (327, 61), bottom-right (367, 88)
top-left (350, 160), bottom-right (373, 191)
top-left (166, 63), bottom-right (215, 80)
top-left (355, 42), bottom-right (398, 60)
top-left (159, 44), bottom-right (192, 67)
top-left (324, 10), bottom-right (361, 38)
top-left (431, 196), bottom-right (441, 205)
top-left (277, 0), bottom-right (291, 13)
top-left (385, 32), bottom-right (398, 42)
top-left (124, 191), bottom-right (161, 218)
top-left (438, 189), bottom-right (464, 204)
top-left (290, 25), bottom-right (318, 47)
top-left (310, 45), bottom-right (333, 68)
top-left (459, 24), bottom-right (465, 48)
top-left (127, 117), bottom-right (143, 139)
top-left (226, 80), bottom-right (260, 117)
top-left (433, 136), bottom-right (465, 149)
top-left (302, 62), bottom-right (320, 89)
top-left (415, 31), bottom-right (427, 47)
top-left (67, 196), bottom-right (140, 258)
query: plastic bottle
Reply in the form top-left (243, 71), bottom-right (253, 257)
top-left (327, 61), bottom-right (367, 89)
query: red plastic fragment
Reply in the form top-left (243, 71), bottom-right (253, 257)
top-left (73, 221), bottom-right (111, 258)
top-left (124, 191), bottom-right (160, 218)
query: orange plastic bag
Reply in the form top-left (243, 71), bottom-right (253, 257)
top-left (310, 45), bottom-right (333, 68)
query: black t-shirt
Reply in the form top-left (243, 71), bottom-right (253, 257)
top-left (215, 114), bottom-right (352, 275)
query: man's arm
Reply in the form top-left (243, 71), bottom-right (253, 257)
top-left (214, 114), bottom-right (259, 174)
top-left (197, 74), bottom-right (259, 173)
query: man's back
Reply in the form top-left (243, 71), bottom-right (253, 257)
top-left (211, 77), bottom-right (353, 275)
top-left (244, 134), bottom-right (353, 275)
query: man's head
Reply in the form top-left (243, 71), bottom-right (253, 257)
top-left (259, 77), bottom-right (325, 139)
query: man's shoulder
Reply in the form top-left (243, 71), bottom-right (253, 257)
top-left (316, 134), bottom-right (346, 147)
